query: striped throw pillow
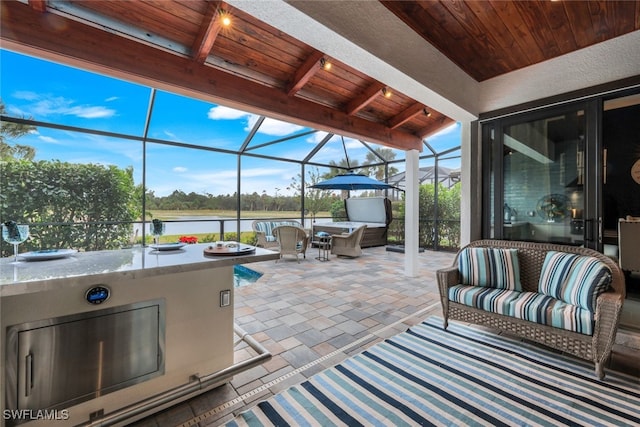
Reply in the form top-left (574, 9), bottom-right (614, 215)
top-left (458, 247), bottom-right (522, 291)
top-left (538, 251), bottom-right (611, 311)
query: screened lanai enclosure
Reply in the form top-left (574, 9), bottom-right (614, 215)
top-left (0, 51), bottom-right (462, 257)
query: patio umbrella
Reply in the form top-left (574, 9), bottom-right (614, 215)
top-left (310, 172), bottom-right (400, 191)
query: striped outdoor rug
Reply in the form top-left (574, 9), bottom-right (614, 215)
top-left (228, 317), bottom-right (640, 426)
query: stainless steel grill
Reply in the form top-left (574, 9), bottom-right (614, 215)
top-left (5, 300), bottom-right (165, 417)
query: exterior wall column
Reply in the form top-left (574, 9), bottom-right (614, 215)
top-left (460, 120), bottom-right (481, 246)
top-left (404, 149), bottom-right (420, 277)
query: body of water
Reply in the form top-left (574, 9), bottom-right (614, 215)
top-left (133, 216), bottom-right (332, 237)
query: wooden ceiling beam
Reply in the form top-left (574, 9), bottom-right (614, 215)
top-left (191, 1), bottom-right (224, 64)
top-left (28, 0), bottom-right (47, 13)
top-left (345, 82), bottom-right (385, 116)
top-left (388, 102), bottom-right (425, 129)
top-left (1, 2), bottom-right (423, 151)
top-left (286, 50), bottom-right (324, 96)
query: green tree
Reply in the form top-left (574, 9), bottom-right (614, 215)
top-left (323, 158), bottom-right (360, 179)
top-left (329, 199), bottom-right (347, 221)
top-left (397, 182), bottom-right (461, 249)
top-left (361, 147), bottom-right (399, 181)
top-left (1, 161), bottom-right (138, 254)
top-left (437, 182), bottom-right (461, 248)
top-left (360, 147), bottom-right (399, 198)
top-left (290, 166), bottom-right (334, 220)
top-left (0, 100), bottom-right (37, 161)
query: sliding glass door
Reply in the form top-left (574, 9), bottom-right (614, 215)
top-left (484, 101), bottom-right (601, 250)
top-left (482, 90), bottom-right (640, 329)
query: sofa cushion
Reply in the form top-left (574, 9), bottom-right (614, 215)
top-left (254, 221), bottom-right (301, 242)
top-left (458, 247), bottom-right (522, 291)
top-left (538, 252), bottom-right (611, 311)
top-left (253, 221), bottom-right (272, 234)
top-left (510, 292), bottom-right (594, 335)
top-left (448, 285), bottom-right (520, 316)
top-left (449, 285), bottom-right (595, 335)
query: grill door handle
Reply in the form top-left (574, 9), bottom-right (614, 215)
top-left (25, 352), bottom-right (33, 397)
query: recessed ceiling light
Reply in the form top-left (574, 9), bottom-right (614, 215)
top-left (220, 12), bottom-right (231, 27)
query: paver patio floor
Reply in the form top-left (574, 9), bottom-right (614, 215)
top-left (131, 245), bottom-right (640, 427)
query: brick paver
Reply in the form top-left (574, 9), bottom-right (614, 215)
top-left (130, 246), bottom-right (639, 427)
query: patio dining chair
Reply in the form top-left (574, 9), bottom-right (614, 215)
top-left (272, 225), bottom-right (308, 263)
top-left (330, 225), bottom-right (367, 258)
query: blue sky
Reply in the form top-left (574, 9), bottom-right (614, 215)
top-left (1, 49), bottom-right (461, 197)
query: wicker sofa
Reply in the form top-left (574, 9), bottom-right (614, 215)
top-left (437, 239), bottom-right (625, 379)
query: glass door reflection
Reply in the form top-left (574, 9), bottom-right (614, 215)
top-left (501, 109), bottom-right (586, 245)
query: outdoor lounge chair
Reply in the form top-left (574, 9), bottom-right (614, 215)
top-left (273, 225), bottom-right (308, 263)
top-left (330, 225), bottom-right (367, 258)
top-left (252, 219), bottom-right (304, 249)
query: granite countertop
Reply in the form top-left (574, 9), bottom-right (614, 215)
top-left (0, 243), bottom-right (278, 296)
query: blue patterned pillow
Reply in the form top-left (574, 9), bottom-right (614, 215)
top-left (538, 251), bottom-right (611, 311)
top-left (458, 247), bottom-right (522, 291)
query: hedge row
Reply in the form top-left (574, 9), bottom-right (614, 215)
top-left (1, 160), bottom-right (139, 255)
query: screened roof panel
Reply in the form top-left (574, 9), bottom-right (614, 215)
top-left (242, 116), bottom-right (315, 150)
top-left (306, 135), bottom-right (368, 170)
top-left (145, 143), bottom-right (237, 197)
top-left (240, 157), bottom-right (302, 196)
top-left (0, 50), bottom-right (150, 136)
top-left (5, 126), bottom-right (141, 166)
top-left (424, 123), bottom-right (462, 154)
top-left (2, 50), bottom-right (462, 201)
top-left (5, 126), bottom-right (143, 190)
top-left (243, 128), bottom-right (320, 162)
top-left (147, 92), bottom-right (250, 150)
top-left (376, 146), bottom-right (406, 163)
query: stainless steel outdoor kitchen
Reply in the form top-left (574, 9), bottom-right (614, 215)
top-left (0, 243), bottom-right (278, 426)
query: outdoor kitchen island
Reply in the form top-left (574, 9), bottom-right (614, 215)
top-left (0, 243), bottom-right (278, 427)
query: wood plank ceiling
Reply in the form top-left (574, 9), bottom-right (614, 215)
top-left (2, 0), bottom-right (639, 152)
top-left (382, 0), bottom-right (640, 81)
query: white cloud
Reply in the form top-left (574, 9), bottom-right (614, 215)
top-left (146, 165), bottom-right (300, 197)
top-left (6, 105), bottom-right (28, 117)
top-left (12, 90), bottom-right (39, 101)
top-left (430, 122), bottom-right (459, 139)
top-left (173, 166), bottom-right (188, 173)
top-left (163, 130), bottom-right (178, 140)
top-left (249, 116), bottom-right (305, 136)
top-left (67, 106), bottom-right (115, 119)
top-left (240, 167), bottom-right (289, 178)
top-left (208, 106), bottom-right (306, 136)
top-left (343, 136), bottom-right (364, 149)
top-left (105, 96), bottom-right (119, 102)
top-left (10, 93), bottom-right (116, 119)
top-left (38, 135), bottom-right (58, 143)
top-left (207, 106), bottom-right (248, 120)
top-left (307, 132), bottom-right (373, 150)
top-left (306, 131), bottom-right (330, 144)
